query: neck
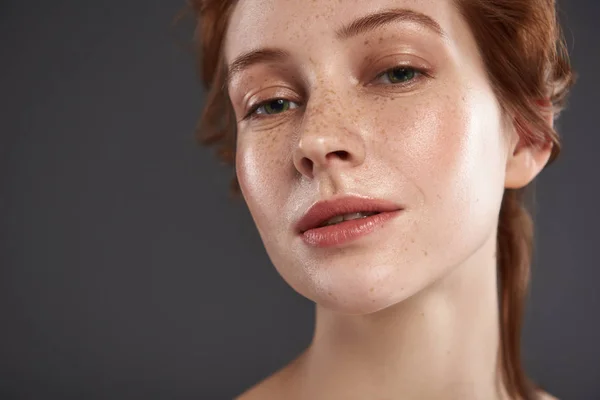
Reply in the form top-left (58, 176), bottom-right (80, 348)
top-left (294, 233), bottom-right (509, 400)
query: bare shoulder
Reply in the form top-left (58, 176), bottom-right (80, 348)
top-left (537, 390), bottom-right (559, 400)
top-left (234, 372), bottom-right (287, 400)
top-left (234, 353), bottom-right (305, 400)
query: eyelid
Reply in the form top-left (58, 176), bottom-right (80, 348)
top-left (369, 64), bottom-right (431, 87)
top-left (362, 52), bottom-right (433, 81)
top-left (241, 86), bottom-right (301, 120)
top-left (243, 99), bottom-right (301, 120)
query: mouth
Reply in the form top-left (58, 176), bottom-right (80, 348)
top-left (316, 211), bottom-right (381, 228)
top-left (296, 196), bottom-right (403, 234)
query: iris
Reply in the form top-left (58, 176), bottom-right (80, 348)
top-left (261, 99), bottom-right (290, 115)
top-left (385, 67), bottom-right (416, 84)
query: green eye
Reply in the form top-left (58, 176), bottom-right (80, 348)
top-left (245, 98), bottom-right (300, 120)
top-left (262, 99), bottom-right (290, 114)
top-left (385, 67), bottom-right (417, 83)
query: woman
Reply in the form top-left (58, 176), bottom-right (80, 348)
top-left (188, 0), bottom-right (575, 398)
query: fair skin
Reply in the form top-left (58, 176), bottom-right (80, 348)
top-left (224, 0), bottom-right (555, 399)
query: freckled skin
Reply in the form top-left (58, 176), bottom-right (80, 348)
top-left (223, 3), bottom-right (555, 395)
top-left (226, 0), bottom-right (512, 316)
top-left (217, 6), bottom-right (559, 399)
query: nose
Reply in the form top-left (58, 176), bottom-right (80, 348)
top-left (292, 104), bottom-right (367, 179)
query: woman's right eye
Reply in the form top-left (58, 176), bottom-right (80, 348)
top-left (244, 98), bottom-right (300, 120)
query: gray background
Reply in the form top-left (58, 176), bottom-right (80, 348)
top-left (0, 1), bottom-right (598, 399)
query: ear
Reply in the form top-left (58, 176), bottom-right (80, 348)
top-left (504, 109), bottom-right (554, 189)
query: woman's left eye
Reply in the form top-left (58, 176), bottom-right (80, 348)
top-left (374, 66), bottom-right (423, 85)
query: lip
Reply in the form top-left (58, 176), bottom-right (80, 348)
top-left (296, 196), bottom-right (404, 248)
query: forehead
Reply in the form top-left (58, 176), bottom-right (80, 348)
top-left (224, 0), bottom-right (463, 61)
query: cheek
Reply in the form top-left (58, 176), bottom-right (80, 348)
top-left (236, 128), bottom-right (293, 233)
top-left (373, 87), bottom-right (507, 250)
top-left (375, 88), bottom-right (506, 197)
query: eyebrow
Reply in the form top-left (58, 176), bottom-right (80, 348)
top-left (225, 8), bottom-right (446, 87)
top-left (226, 48), bottom-right (291, 88)
top-left (335, 8), bottom-right (445, 40)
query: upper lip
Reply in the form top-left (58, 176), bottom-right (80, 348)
top-left (296, 195), bottom-right (403, 233)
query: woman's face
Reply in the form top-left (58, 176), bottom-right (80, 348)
top-left (225, 0), bottom-right (514, 314)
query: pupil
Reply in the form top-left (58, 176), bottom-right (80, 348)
top-left (389, 68), bottom-right (414, 82)
top-left (266, 99), bottom-right (288, 114)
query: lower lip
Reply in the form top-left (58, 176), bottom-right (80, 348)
top-left (300, 211), bottom-right (402, 248)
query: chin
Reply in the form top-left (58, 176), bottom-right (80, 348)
top-left (318, 280), bottom-right (425, 316)
top-left (282, 257), bottom-right (430, 316)
top-left (263, 215), bottom-right (492, 317)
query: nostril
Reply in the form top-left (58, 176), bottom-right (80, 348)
top-left (328, 150), bottom-right (350, 161)
top-left (301, 157), bottom-right (313, 174)
top-left (297, 150), bottom-right (353, 176)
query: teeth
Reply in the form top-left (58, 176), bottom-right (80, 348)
top-left (325, 215), bottom-right (344, 225)
top-left (321, 212), bottom-right (379, 227)
top-left (343, 212), bottom-right (368, 221)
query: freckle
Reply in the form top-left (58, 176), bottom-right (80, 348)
top-left (423, 250), bottom-right (428, 256)
top-left (421, 312), bottom-right (425, 316)
top-left (411, 237), bottom-right (415, 243)
top-left (369, 287), bottom-right (374, 292)
top-left (404, 247), bottom-right (408, 251)
top-left (364, 39), bottom-right (369, 45)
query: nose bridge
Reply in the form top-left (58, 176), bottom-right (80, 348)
top-left (305, 86), bottom-right (348, 127)
top-left (301, 88), bottom-right (344, 141)
top-left (293, 85), bottom-right (366, 177)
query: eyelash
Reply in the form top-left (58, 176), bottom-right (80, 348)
top-left (242, 65), bottom-right (430, 121)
